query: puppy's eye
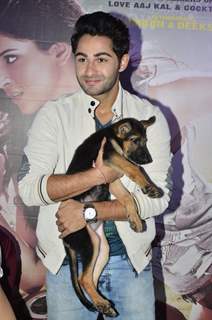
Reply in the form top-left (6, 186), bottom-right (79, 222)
top-left (129, 136), bottom-right (139, 144)
top-left (140, 138), bottom-right (147, 146)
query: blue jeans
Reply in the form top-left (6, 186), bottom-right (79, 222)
top-left (46, 255), bottom-right (155, 320)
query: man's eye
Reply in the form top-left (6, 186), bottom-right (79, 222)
top-left (77, 57), bottom-right (86, 63)
top-left (97, 58), bottom-right (107, 63)
top-left (5, 55), bottom-right (17, 64)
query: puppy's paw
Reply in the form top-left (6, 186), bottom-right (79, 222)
top-left (128, 214), bottom-right (144, 233)
top-left (95, 298), bottom-right (118, 317)
top-left (142, 184), bottom-right (164, 198)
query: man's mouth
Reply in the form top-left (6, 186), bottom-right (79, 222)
top-left (84, 78), bottom-right (102, 86)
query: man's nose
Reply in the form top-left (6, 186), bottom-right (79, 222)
top-left (85, 61), bottom-right (96, 76)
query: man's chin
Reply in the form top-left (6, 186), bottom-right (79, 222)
top-left (85, 89), bottom-right (101, 97)
top-left (82, 86), bottom-right (104, 97)
top-left (80, 85), bottom-right (102, 97)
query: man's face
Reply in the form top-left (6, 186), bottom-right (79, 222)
top-left (0, 35), bottom-right (61, 114)
top-left (74, 35), bottom-right (122, 99)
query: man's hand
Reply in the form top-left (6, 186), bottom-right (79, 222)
top-left (55, 199), bottom-right (86, 238)
top-left (95, 138), bottom-right (123, 184)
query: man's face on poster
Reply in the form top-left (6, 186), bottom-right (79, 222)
top-left (0, 34), bottom-right (63, 114)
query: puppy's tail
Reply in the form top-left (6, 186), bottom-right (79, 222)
top-left (64, 245), bottom-right (97, 312)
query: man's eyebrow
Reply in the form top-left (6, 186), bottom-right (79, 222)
top-left (95, 52), bottom-right (112, 58)
top-left (75, 52), bottom-right (113, 58)
top-left (75, 52), bottom-right (87, 57)
top-left (0, 49), bottom-right (16, 57)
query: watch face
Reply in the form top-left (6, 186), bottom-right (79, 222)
top-left (84, 207), bottom-right (96, 220)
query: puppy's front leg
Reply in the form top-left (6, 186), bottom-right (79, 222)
top-left (106, 153), bottom-right (164, 198)
top-left (109, 179), bottom-right (144, 232)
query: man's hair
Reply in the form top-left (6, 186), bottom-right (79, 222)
top-left (71, 11), bottom-right (130, 60)
top-left (0, 0), bottom-right (83, 50)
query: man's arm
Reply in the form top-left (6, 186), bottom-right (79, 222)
top-left (56, 198), bottom-right (127, 238)
top-left (47, 169), bottom-right (105, 202)
top-left (47, 138), bottom-right (122, 202)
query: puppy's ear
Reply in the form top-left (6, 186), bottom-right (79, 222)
top-left (140, 116), bottom-right (156, 129)
top-left (48, 42), bottom-right (71, 65)
top-left (116, 122), bottom-right (132, 139)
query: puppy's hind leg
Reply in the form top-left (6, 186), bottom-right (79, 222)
top-left (80, 224), bottom-right (118, 317)
top-left (93, 223), bottom-right (109, 286)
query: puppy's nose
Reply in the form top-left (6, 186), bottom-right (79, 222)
top-left (143, 153), bottom-right (152, 164)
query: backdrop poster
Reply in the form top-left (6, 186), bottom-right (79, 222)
top-left (0, 1), bottom-right (211, 319)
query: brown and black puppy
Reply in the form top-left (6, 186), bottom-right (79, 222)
top-left (63, 116), bottom-right (163, 317)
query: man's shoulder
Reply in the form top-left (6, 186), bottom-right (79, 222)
top-left (123, 88), bottom-right (161, 117)
top-left (45, 90), bottom-right (81, 108)
top-left (27, 92), bottom-right (76, 133)
top-left (35, 90), bottom-right (82, 117)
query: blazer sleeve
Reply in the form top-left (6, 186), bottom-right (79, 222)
top-left (18, 104), bottom-right (59, 206)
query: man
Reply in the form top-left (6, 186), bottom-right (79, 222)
top-left (18, 12), bottom-right (171, 320)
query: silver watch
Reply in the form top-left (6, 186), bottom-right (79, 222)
top-left (83, 203), bottom-right (97, 223)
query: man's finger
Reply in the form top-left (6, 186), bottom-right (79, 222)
top-left (100, 137), bottom-right (106, 150)
top-left (55, 219), bottom-right (63, 226)
top-left (55, 211), bottom-right (59, 219)
top-left (57, 225), bottom-right (65, 232)
top-left (59, 226), bottom-right (85, 239)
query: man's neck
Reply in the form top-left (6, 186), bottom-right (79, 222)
top-left (94, 82), bottom-right (119, 124)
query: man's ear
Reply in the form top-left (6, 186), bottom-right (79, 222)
top-left (119, 53), bottom-right (130, 72)
top-left (48, 42), bottom-right (71, 65)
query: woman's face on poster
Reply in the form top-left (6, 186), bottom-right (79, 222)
top-left (0, 34), bottom-right (62, 114)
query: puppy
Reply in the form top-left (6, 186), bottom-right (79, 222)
top-left (63, 116), bottom-right (163, 317)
